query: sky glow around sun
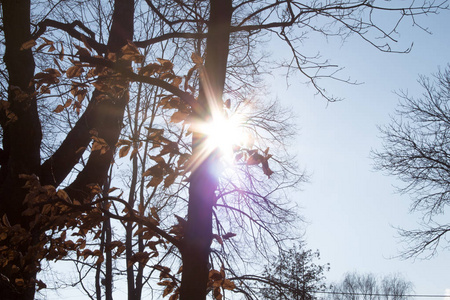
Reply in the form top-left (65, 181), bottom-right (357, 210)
top-left (200, 108), bottom-right (251, 163)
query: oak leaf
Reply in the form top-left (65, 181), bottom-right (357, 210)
top-left (20, 40), bottom-right (36, 50)
top-left (119, 145), bottom-right (130, 158)
top-left (66, 65), bottom-right (84, 78)
top-left (53, 105), bottom-right (64, 113)
top-left (164, 172), bottom-right (177, 188)
top-left (222, 232), bottom-right (236, 240)
top-left (222, 279), bottom-right (236, 290)
top-left (191, 52), bottom-right (203, 65)
top-left (157, 58), bottom-right (174, 70)
top-left (170, 111), bottom-right (188, 123)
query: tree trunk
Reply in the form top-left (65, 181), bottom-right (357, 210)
top-left (179, 1), bottom-right (232, 299)
top-left (0, 0), bottom-right (134, 298)
top-left (0, 0), bottom-right (41, 230)
top-left (40, 0), bottom-right (134, 202)
top-left (64, 0), bottom-right (134, 201)
top-left (0, 1), bottom-right (42, 299)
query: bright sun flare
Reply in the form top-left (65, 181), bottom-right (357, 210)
top-left (201, 111), bottom-right (250, 161)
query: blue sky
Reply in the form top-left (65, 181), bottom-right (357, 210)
top-left (272, 7), bottom-right (450, 298)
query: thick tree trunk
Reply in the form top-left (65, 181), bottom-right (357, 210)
top-left (40, 0), bottom-right (134, 202)
top-left (0, 1), bottom-right (42, 299)
top-left (179, 1), bottom-right (233, 299)
top-left (64, 0), bottom-right (134, 201)
top-left (0, 0), bottom-right (41, 228)
top-left (0, 0), bottom-right (134, 298)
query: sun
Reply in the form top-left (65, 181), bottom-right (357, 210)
top-left (199, 108), bottom-right (251, 162)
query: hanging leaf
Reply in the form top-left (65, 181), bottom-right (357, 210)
top-left (139, 63), bottom-right (160, 76)
top-left (213, 234), bottom-right (223, 245)
top-left (222, 279), bottom-right (236, 290)
top-left (73, 101), bottom-right (82, 114)
top-left (213, 287), bottom-right (222, 300)
top-left (121, 42), bottom-right (140, 55)
top-left (150, 207), bottom-right (160, 222)
top-left (91, 136), bottom-right (109, 154)
top-left (122, 53), bottom-right (144, 63)
top-left (163, 283), bottom-right (174, 297)
top-left (150, 155), bottom-right (166, 165)
top-left (261, 158), bottom-right (274, 178)
top-left (177, 153), bottom-right (191, 168)
top-left (108, 187), bottom-right (119, 193)
top-left (15, 278), bottom-right (25, 287)
top-left (107, 52), bottom-right (117, 62)
top-left (185, 66), bottom-right (196, 91)
top-left (164, 172), bottom-right (178, 188)
top-left (59, 43), bottom-right (65, 60)
top-left (222, 232), bottom-right (236, 240)
top-left (41, 37), bottom-right (53, 45)
top-left (20, 40), bottom-right (36, 50)
top-left (53, 58), bottom-right (63, 73)
top-left (64, 98), bottom-right (73, 108)
top-left (36, 280), bottom-right (47, 291)
top-left (247, 152), bottom-right (263, 165)
top-left (56, 189), bottom-right (71, 203)
top-left (172, 77), bottom-right (182, 87)
top-left (160, 141), bottom-right (179, 156)
top-left (80, 35), bottom-right (92, 52)
top-left (130, 148), bottom-right (139, 160)
top-left (75, 45), bottom-right (90, 57)
top-left (119, 145), bottom-right (130, 158)
top-left (170, 111), bottom-right (189, 124)
top-left (147, 175), bottom-right (164, 187)
top-left (158, 95), bottom-right (176, 109)
top-left (157, 58), bottom-right (174, 70)
top-left (66, 65), bottom-right (84, 78)
top-left (169, 293), bottom-right (179, 300)
top-left (53, 105), bottom-right (65, 113)
top-left (191, 52), bottom-right (203, 65)
top-left (39, 85), bottom-right (50, 94)
top-left (2, 214), bottom-right (10, 227)
top-left (117, 139), bottom-right (132, 147)
top-left (157, 280), bottom-right (172, 286)
top-left (224, 99), bottom-right (231, 109)
top-left (87, 183), bottom-right (102, 194)
top-left (96, 255), bottom-right (104, 265)
top-left (160, 72), bottom-right (176, 81)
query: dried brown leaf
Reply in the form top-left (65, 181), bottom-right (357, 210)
top-left (20, 40), bottom-right (36, 50)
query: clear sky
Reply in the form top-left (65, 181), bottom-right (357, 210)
top-left (271, 7), bottom-right (450, 299)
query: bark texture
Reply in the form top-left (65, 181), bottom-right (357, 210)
top-left (0, 0), bottom-right (134, 298)
top-left (180, 1), bottom-right (233, 299)
top-left (0, 1), bottom-right (41, 299)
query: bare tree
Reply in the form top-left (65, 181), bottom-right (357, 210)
top-left (373, 65), bottom-right (450, 258)
top-left (329, 272), bottom-right (413, 300)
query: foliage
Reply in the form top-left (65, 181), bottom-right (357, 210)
top-left (373, 65), bottom-right (450, 258)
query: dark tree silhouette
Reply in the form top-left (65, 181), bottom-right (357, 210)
top-left (260, 244), bottom-right (329, 300)
top-left (374, 65), bottom-right (450, 258)
top-left (0, 0), bottom-right (135, 298)
top-left (329, 272), bottom-right (413, 300)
